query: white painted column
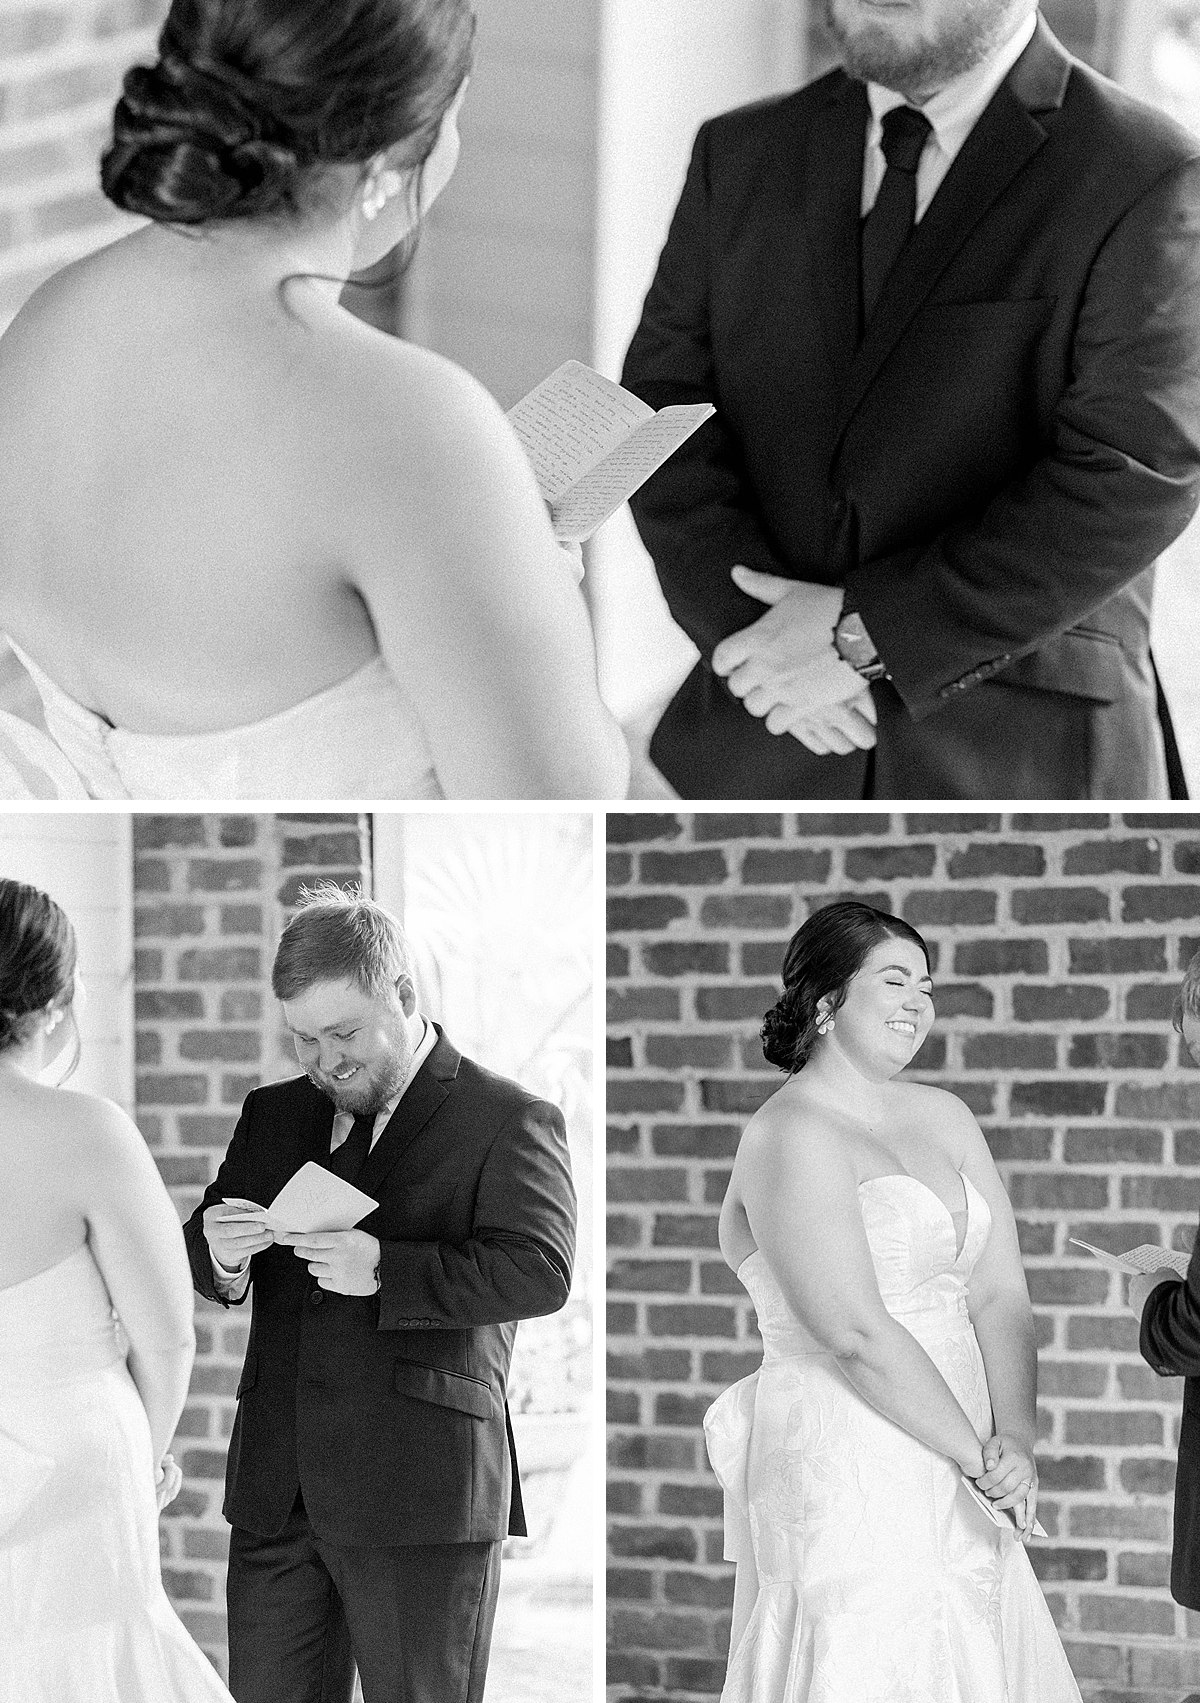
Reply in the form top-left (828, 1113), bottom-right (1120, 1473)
top-left (0, 810), bottom-right (134, 1111)
top-left (589, 0), bottom-right (808, 726)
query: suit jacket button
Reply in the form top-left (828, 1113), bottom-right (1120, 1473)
top-left (310, 1289), bottom-right (324, 1306)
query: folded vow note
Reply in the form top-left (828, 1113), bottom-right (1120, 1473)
top-left (1069, 1237), bottom-right (1191, 1278)
top-left (960, 1472), bottom-right (1048, 1540)
top-left (507, 360), bottom-right (715, 542)
top-left (223, 1162), bottom-right (377, 1235)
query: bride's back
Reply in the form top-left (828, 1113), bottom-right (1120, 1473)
top-left (0, 231), bottom-right (393, 733)
top-left (0, 0), bottom-right (628, 798)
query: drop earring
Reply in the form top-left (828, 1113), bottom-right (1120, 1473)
top-left (816, 1010), bottom-right (834, 1036)
top-left (362, 167), bottom-right (403, 222)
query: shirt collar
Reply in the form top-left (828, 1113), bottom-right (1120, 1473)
top-left (867, 9), bottom-right (1038, 158)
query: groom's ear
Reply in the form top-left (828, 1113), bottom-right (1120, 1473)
top-left (394, 973), bottom-right (417, 1015)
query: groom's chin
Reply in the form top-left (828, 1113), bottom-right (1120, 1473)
top-left (307, 1069), bottom-right (375, 1115)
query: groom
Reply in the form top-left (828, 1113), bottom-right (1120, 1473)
top-left (183, 886), bottom-right (577, 1703)
top-left (623, 0), bottom-right (1200, 799)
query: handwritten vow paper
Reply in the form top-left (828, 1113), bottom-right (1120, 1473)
top-left (223, 1162), bottom-right (377, 1235)
top-left (1069, 1237), bottom-right (1190, 1278)
top-left (507, 361), bottom-right (714, 542)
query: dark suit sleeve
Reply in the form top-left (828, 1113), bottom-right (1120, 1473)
top-left (622, 122), bottom-right (798, 661)
top-left (182, 1092), bottom-right (259, 1308)
top-left (846, 156), bottom-right (1200, 718)
top-left (376, 1098), bottom-right (575, 1331)
top-left (1141, 1229), bottom-right (1200, 1377)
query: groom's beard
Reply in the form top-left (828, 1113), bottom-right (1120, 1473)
top-left (305, 1050), bottom-right (407, 1117)
top-left (826, 0), bottom-right (1026, 95)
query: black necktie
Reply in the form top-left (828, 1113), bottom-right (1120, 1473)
top-left (860, 105), bottom-right (932, 323)
top-left (325, 1111), bottom-right (376, 1186)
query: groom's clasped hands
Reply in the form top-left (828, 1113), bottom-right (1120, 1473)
top-left (711, 566), bottom-right (877, 757)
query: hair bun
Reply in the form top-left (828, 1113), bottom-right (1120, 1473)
top-left (761, 983), bottom-right (816, 1074)
top-left (101, 53), bottom-right (304, 224)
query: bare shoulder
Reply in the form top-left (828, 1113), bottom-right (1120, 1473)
top-left (737, 1082), bottom-right (853, 1184)
top-left (46, 1086), bottom-right (144, 1173)
top-left (894, 1079), bottom-right (980, 1155)
top-left (0, 233), bottom-right (132, 349)
top-left (317, 311), bottom-right (511, 468)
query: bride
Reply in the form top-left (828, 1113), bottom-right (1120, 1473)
top-left (0, 878), bottom-right (232, 1700)
top-left (0, 0), bottom-right (628, 801)
top-left (709, 900), bottom-right (1081, 1702)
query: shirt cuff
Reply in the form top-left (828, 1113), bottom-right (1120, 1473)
top-left (210, 1253), bottom-right (252, 1300)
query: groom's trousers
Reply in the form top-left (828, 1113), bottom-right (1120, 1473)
top-left (226, 1491), bottom-right (502, 1703)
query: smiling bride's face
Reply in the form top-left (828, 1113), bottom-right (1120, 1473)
top-left (820, 936), bottom-right (934, 1078)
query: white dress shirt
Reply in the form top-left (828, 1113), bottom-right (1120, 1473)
top-left (210, 1015), bottom-right (436, 1297)
top-left (861, 11), bottom-right (1039, 220)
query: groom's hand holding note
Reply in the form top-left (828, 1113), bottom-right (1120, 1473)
top-left (203, 1161), bottom-right (378, 1290)
top-left (277, 1228), bottom-right (381, 1296)
top-left (202, 1200), bottom-right (275, 1273)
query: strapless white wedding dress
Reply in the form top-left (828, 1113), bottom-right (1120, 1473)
top-left (0, 1243), bottom-right (233, 1702)
top-left (0, 638), bottom-right (442, 800)
top-left (705, 1173), bottom-right (1081, 1703)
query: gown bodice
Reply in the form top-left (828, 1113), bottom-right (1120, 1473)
top-left (739, 1171), bottom-right (992, 1363)
top-left (4, 638), bottom-right (443, 801)
top-left (0, 1242), bottom-right (122, 1392)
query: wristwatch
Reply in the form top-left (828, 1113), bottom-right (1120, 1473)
top-left (834, 610), bottom-right (888, 681)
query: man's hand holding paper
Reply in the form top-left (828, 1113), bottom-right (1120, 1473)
top-left (203, 1200), bottom-right (275, 1274)
top-left (277, 1228), bottom-right (382, 1296)
top-left (205, 1161), bottom-right (378, 1292)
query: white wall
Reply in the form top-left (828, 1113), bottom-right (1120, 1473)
top-left (590, 0), bottom-right (807, 723)
top-left (0, 809), bottom-right (134, 1111)
top-left (405, 0), bottom-right (601, 407)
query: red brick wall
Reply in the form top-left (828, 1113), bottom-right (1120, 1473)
top-left (0, 0), bottom-right (164, 330)
top-left (607, 811), bottom-right (1200, 1703)
top-left (134, 812), bottom-right (369, 1674)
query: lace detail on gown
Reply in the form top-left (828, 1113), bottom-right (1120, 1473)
top-left (704, 1173), bottom-right (1082, 1703)
top-left (0, 1243), bottom-right (233, 1701)
top-left (3, 638), bottom-right (442, 801)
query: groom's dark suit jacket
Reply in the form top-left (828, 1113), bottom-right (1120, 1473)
top-left (183, 1027), bottom-right (575, 1548)
top-left (1141, 1234), bottom-right (1200, 1609)
top-left (623, 19), bottom-right (1200, 800)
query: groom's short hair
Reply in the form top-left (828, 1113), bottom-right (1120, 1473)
top-left (1174, 948), bottom-right (1200, 1035)
top-left (272, 883), bottom-right (414, 1004)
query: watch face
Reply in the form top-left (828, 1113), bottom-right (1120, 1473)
top-left (836, 615), bottom-right (884, 678)
top-left (836, 615), bottom-right (872, 665)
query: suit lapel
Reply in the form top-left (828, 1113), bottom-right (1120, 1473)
top-left (356, 1024), bottom-right (461, 1200)
top-left (834, 18), bottom-right (1071, 442)
top-left (802, 74), bottom-right (869, 389)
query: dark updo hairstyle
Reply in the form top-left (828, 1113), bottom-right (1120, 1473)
top-left (0, 879), bottom-right (77, 1058)
top-left (101, 0), bottom-right (476, 227)
top-left (761, 900), bottom-right (930, 1076)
